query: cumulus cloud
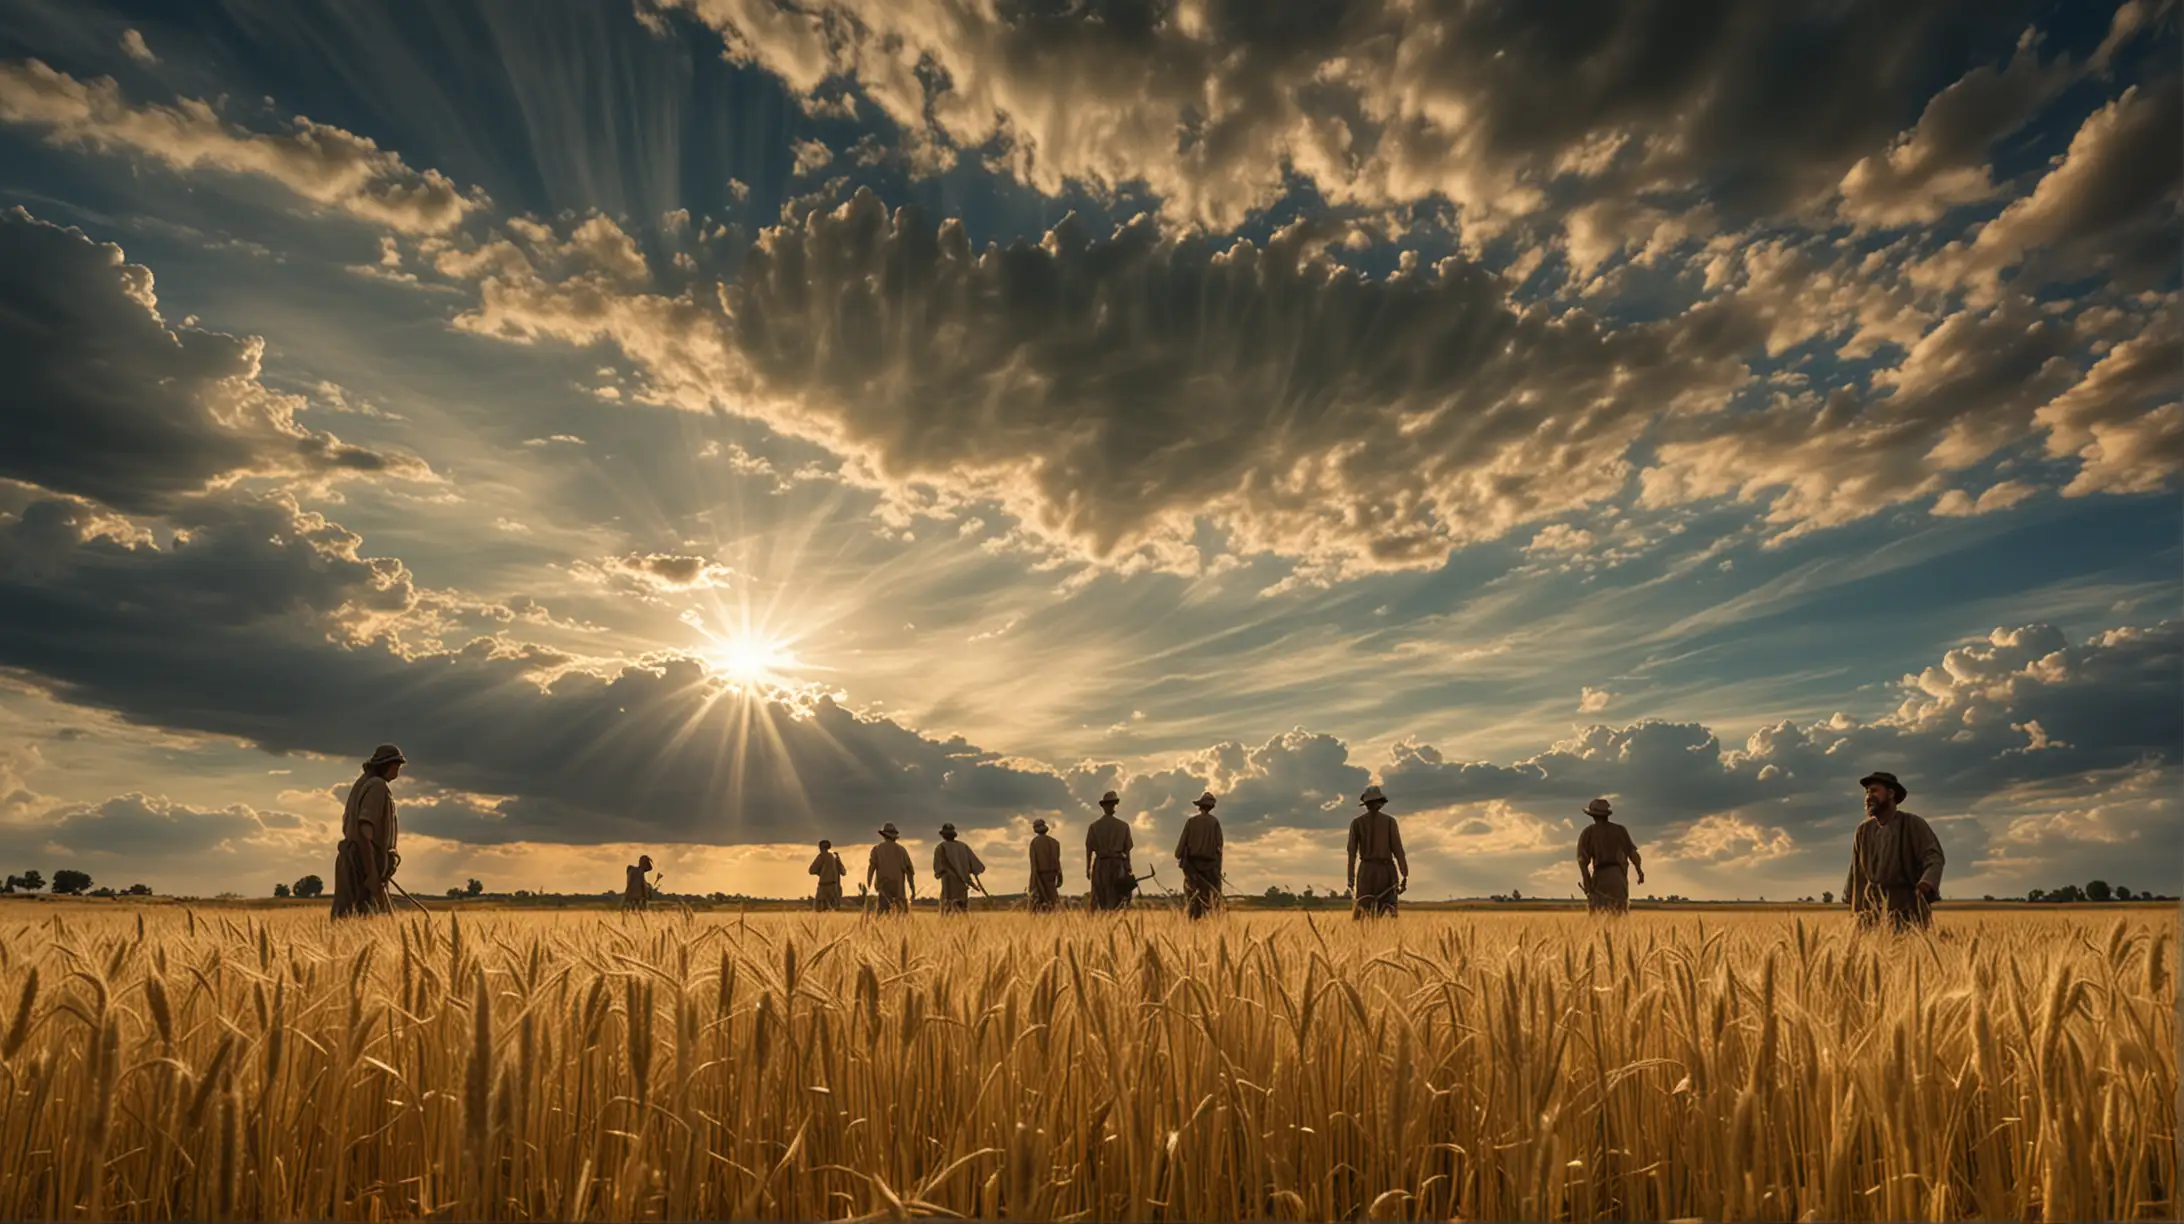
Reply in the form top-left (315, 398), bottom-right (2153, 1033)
top-left (1835, 32), bottom-right (2072, 228)
top-left (1917, 76), bottom-right (2182, 299)
top-left (2034, 311), bottom-right (2183, 496)
top-left (0, 208), bottom-right (433, 512)
top-left (0, 60), bottom-right (480, 233)
top-left (581, 552), bottom-right (737, 592)
top-left (118, 30), bottom-right (157, 65)
top-left (1578, 686), bottom-right (1614, 713)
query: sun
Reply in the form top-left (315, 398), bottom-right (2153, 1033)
top-left (704, 632), bottom-right (800, 686)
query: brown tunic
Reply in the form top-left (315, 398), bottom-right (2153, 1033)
top-left (1085, 813), bottom-right (1135, 910)
top-left (933, 840), bottom-right (986, 910)
top-left (1348, 809), bottom-right (1407, 917)
top-left (1577, 820), bottom-right (1641, 914)
top-left (809, 852), bottom-right (846, 909)
top-left (623, 864), bottom-right (651, 911)
top-left (1028, 833), bottom-right (1062, 911)
top-left (1846, 810), bottom-right (1944, 930)
top-left (330, 773), bottom-right (395, 919)
top-left (1175, 812), bottom-right (1224, 919)
top-left (868, 840), bottom-right (914, 913)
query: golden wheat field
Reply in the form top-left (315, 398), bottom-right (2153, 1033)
top-left (0, 906), bottom-right (2170, 1222)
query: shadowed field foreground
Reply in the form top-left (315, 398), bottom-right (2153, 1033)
top-left (0, 909), bottom-right (2171, 1221)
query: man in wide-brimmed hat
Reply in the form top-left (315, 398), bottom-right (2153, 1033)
top-left (623, 854), bottom-right (656, 912)
top-left (1576, 798), bottom-right (1644, 915)
top-left (1347, 785), bottom-right (1409, 918)
top-left (1175, 792), bottom-right (1225, 920)
top-left (1845, 771), bottom-right (1944, 932)
top-left (1085, 790), bottom-right (1135, 911)
top-left (867, 822), bottom-right (916, 915)
top-left (809, 840), bottom-right (847, 911)
top-left (932, 822), bottom-right (985, 914)
top-left (1027, 818), bottom-right (1063, 913)
top-left (331, 744), bottom-right (406, 919)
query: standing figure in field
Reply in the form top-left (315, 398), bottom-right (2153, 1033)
top-left (1576, 799), bottom-right (1644, 915)
top-left (1085, 791), bottom-right (1135, 911)
top-left (1175, 792), bottom-right (1225, 920)
top-left (623, 855), bottom-right (655, 912)
top-left (868, 822), bottom-right (916, 915)
top-left (1347, 785), bottom-right (1409, 918)
top-left (809, 840), bottom-right (847, 911)
top-left (1845, 771), bottom-right (1944, 932)
top-left (932, 823), bottom-right (986, 913)
top-left (332, 744), bottom-right (406, 918)
top-left (1027, 819), bottom-right (1063, 912)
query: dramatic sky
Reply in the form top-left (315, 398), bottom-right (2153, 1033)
top-left (0, 0), bottom-right (2176, 902)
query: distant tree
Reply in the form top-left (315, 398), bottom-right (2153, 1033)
top-left (274, 883), bottom-right (292, 898)
top-left (90, 887), bottom-right (115, 898)
top-left (124, 884), bottom-right (152, 896)
top-left (16, 871), bottom-right (44, 893)
top-left (1511, 888), bottom-right (1522, 902)
top-left (446, 887), bottom-right (464, 899)
top-left (2027, 888), bottom-right (2046, 902)
top-left (293, 875), bottom-right (324, 899)
top-left (2051, 884), bottom-right (2085, 903)
top-left (2115, 886), bottom-right (2134, 901)
top-left (1982, 895), bottom-right (1995, 902)
top-left (2086, 880), bottom-right (2113, 903)
top-left (466, 878), bottom-right (484, 897)
top-left (50, 870), bottom-right (91, 896)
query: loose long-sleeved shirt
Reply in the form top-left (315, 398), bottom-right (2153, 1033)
top-left (809, 853), bottom-right (845, 883)
top-left (1347, 809), bottom-right (1408, 875)
top-left (341, 774), bottom-right (397, 852)
top-left (1175, 812), bottom-right (1223, 864)
top-left (1846, 810), bottom-right (1944, 898)
top-left (1086, 814), bottom-right (1134, 866)
top-left (933, 840), bottom-right (985, 884)
top-left (1029, 834), bottom-right (1062, 877)
top-left (1576, 821), bottom-right (1640, 871)
top-left (868, 840), bottom-right (914, 887)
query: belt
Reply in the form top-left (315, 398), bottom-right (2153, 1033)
top-left (1094, 853), bottom-right (1130, 862)
top-left (1358, 856), bottom-right (1394, 864)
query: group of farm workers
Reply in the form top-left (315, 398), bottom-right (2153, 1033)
top-left (329, 743), bottom-right (1946, 932)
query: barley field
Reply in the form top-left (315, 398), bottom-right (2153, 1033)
top-left (0, 906), bottom-right (2170, 1222)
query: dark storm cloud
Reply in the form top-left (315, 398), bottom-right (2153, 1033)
top-left (463, 196), bottom-right (1761, 579)
top-left (650, 0), bottom-right (2086, 232)
top-left (0, 489), bottom-right (1075, 845)
top-left (0, 208), bottom-right (431, 512)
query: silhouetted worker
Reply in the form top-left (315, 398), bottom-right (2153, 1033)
top-left (1027, 819), bottom-right (1063, 912)
top-left (1176, 792), bottom-right (1225, 919)
top-left (809, 840), bottom-right (847, 911)
top-left (332, 743), bottom-right (406, 918)
top-left (1347, 785), bottom-right (1409, 918)
top-left (1085, 791), bottom-right (1135, 911)
top-left (933, 823), bottom-right (986, 913)
top-left (1576, 799), bottom-right (1644, 915)
top-left (1846, 771), bottom-right (1944, 932)
top-left (868, 822), bottom-right (915, 915)
top-left (623, 855), bottom-right (655, 912)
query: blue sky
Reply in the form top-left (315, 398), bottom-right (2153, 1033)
top-left (0, 0), bottom-right (2176, 901)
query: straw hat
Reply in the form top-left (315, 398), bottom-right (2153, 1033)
top-left (878, 822), bottom-right (900, 838)
top-left (1584, 798), bottom-right (1614, 818)
top-left (1359, 785), bottom-right (1387, 806)
top-left (1194, 792), bottom-right (1218, 809)
top-left (1099, 790), bottom-right (1120, 804)
top-left (1858, 771), bottom-right (1908, 802)
top-left (364, 743), bottom-right (407, 769)
top-left (1031, 819), bottom-right (1050, 834)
